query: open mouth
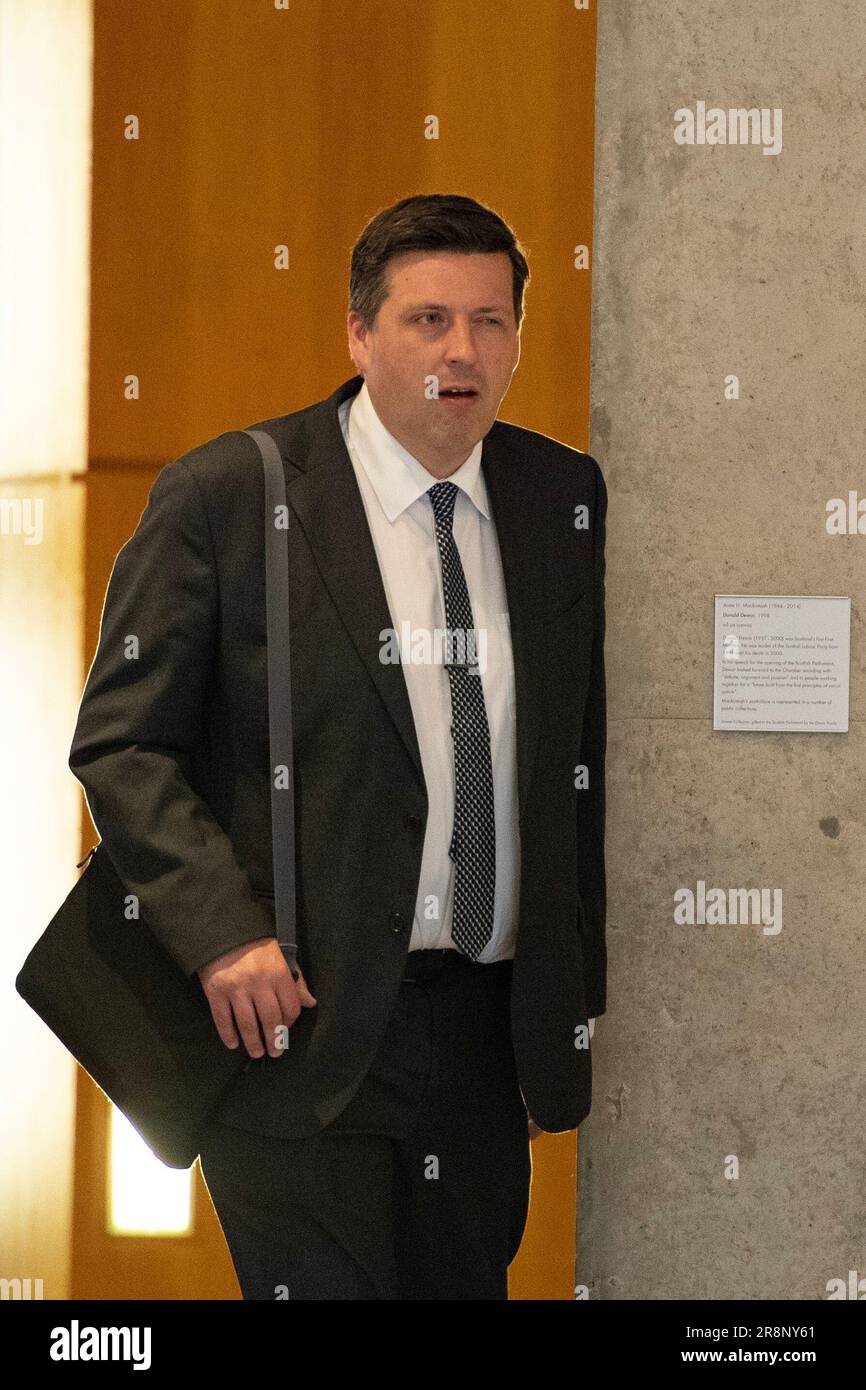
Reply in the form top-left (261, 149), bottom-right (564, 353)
top-left (438, 388), bottom-right (478, 399)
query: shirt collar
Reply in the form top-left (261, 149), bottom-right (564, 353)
top-left (341, 379), bottom-right (490, 523)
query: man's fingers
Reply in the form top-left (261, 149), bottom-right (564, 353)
top-left (207, 993), bottom-right (241, 1051)
top-left (251, 987), bottom-right (289, 1058)
top-left (229, 994), bottom-right (267, 1058)
top-left (201, 941), bottom-right (318, 1055)
top-left (291, 967), bottom-right (317, 1008)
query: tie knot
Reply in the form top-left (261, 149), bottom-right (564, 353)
top-left (427, 480), bottom-right (459, 529)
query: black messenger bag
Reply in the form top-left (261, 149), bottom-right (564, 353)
top-left (15, 428), bottom-right (298, 1169)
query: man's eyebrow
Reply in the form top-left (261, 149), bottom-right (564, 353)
top-left (402, 302), bottom-right (509, 314)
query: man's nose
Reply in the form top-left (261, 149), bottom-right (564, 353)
top-left (442, 320), bottom-right (479, 363)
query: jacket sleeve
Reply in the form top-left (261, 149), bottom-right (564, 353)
top-left (576, 456), bottom-right (607, 1018)
top-left (68, 455), bottom-right (276, 978)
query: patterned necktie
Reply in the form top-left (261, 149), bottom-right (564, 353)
top-left (426, 480), bottom-right (496, 960)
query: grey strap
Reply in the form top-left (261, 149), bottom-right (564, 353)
top-left (243, 429), bottom-right (297, 974)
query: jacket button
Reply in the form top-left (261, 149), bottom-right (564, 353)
top-left (404, 813), bottom-right (423, 831)
top-left (390, 911), bottom-right (408, 933)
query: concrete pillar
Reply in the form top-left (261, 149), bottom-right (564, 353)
top-left (579, 0), bottom-right (866, 1299)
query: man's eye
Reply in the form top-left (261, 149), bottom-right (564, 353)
top-left (413, 313), bottom-right (502, 325)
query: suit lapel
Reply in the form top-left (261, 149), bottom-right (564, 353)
top-left (480, 431), bottom-right (547, 816)
top-left (278, 376), bottom-right (545, 811)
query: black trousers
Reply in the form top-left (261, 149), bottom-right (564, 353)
top-left (198, 951), bottom-right (533, 1299)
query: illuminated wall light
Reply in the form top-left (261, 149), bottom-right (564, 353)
top-left (107, 1106), bottom-right (193, 1236)
top-left (0, 0), bottom-right (93, 1296)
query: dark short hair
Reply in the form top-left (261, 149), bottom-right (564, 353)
top-left (349, 193), bottom-right (530, 330)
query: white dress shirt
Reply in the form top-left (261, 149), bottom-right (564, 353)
top-left (337, 380), bottom-right (520, 962)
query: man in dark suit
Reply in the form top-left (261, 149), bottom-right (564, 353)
top-left (69, 193), bottom-right (607, 1300)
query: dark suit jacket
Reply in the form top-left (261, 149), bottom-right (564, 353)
top-left (69, 373), bottom-right (607, 1135)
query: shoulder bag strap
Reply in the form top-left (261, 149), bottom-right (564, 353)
top-left (242, 428), bottom-right (297, 975)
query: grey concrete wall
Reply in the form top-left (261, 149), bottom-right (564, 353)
top-left (578, 0), bottom-right (866, 1300)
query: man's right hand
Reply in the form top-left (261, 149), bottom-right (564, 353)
top-left (197, 938), bottom-right (317, 1058)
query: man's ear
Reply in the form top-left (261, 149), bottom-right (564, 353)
top-left (347, 311), bottom-right (371, 376)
